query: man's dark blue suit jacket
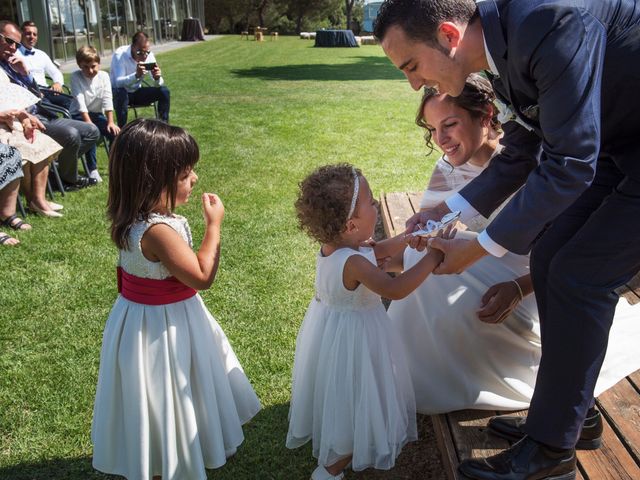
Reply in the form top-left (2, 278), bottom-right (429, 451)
top-left (459, 0), bottom-right (640, 254)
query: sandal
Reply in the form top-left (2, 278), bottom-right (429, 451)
top-left (0, 232), bottom-right (19, 246)
top-left (1, 214), bottom-right (32, 231)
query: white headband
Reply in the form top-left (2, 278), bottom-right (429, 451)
top-left (347, 168), bottom-right (360, 219)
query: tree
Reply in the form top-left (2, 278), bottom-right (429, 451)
top-left (344, 0), bottom-right (362, 31)
top-left (283, 0), bottom-right (341, 33)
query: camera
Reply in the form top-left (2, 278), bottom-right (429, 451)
top-left (141, 62), bottom-right (157, 70)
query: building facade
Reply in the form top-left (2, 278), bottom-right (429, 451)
top-left (362, 1), bottom-right (382, 33)
top-left (2, 0), bottom-right (204, 62)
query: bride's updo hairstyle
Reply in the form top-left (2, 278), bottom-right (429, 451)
top-left (295, 163), bottom-right (362, 245)
top-left (415, 73), bottom-right (501, 155)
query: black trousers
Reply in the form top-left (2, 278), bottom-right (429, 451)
top-left (525, 157), bottom-right (640, 448)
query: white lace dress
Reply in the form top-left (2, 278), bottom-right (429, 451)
top-left (388, 156), bottom-right (640, 414)
top-left (286, 247), bottom-right (417, 471)
top-left (92, 213), bottom-right (261, 480)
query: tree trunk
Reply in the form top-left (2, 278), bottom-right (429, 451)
top-left (345, 0), bottom-right (352, 30)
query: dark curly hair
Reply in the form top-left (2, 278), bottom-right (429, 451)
top-left (416, 73), bottom-right (501, 156)
top-left (295, 163), bottom-right (362, 245)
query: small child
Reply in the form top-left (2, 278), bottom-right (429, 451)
top-left (92, 119), bottom-right (261, 480)
top-left (287, 163), bottom-right (452, 479)
top-left (70, 45), bottom-right (120, 182)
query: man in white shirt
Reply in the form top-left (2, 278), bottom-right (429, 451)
top-left (110, 31), bottom-right (170, 127)
top-left (19, 20), bottom-right (72, 110)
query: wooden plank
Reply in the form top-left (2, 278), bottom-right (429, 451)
top-left (576, 411), bottom-right (640, 479)
top-left (407, 191), bottom-right (423, 214)
top-left (629, 371), bottom-right (640, 391)
top-left (432, 414), bottom-right (461, 480)
top-left (596, 377), bottom-right (640, 464)
top-left (447, 410), bottom-right (508, 461)
top-left (384, 192), bottom-right (415, 237)
top-left (380, 192), bottom-right (395, 239)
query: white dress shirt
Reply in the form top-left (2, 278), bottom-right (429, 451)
top-left (109, 45), bottom-right (164, 92)
top-left (443, 29), bottom-right (509, 258)
top-left (18, 45), bottom-right (64, 87)
top-left (69, 70), bottom-right (113, 116)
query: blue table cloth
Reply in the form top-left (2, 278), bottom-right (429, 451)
top-left (314, 30), bottom-right (359, 47)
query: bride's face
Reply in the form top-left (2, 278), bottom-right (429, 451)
top-left (422, 95), bottom-right (488, 167)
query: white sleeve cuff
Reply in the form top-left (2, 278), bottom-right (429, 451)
top-left (445, 193), bottom-right (480, 224)
top-left (477, 230), bottom-right (509, 257)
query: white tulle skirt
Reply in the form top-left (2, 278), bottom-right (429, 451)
top-left (286, 301), bottom-right (417, 471)
top-left (92, 294), bottom-right (261, 480)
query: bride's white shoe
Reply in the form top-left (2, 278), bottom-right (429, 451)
top-left (311, 465), bottom-right (345, 480)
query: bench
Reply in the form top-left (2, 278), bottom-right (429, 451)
top-left (380, 191), bottom-right (640, 479)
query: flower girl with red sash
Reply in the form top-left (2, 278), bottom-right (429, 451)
top-left (92, 119), bottom-right (260, 480)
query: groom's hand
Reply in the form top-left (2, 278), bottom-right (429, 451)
top-left (428, 237), bottom-right (487, 274)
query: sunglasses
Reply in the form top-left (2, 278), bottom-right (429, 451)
top-left (134, 49), bottom-right (151, 56)
top-left (0, 33), bottom-right (20, 47)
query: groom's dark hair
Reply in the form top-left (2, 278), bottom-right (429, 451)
top-left (374, 0), bottom-right (478, 47)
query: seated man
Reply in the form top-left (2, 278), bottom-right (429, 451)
top-left (19, 20), bottom-right (72, 110)
top-left (0, 20), bottom-right (99, 190)
top-left (110, 31), bottom-right (170, 127)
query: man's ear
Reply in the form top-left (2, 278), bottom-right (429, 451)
top-left (437, 22), bottom-right (462, 51)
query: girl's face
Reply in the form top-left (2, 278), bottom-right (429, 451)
top-left (174, 168), bottom-right (198, 207)
top-left (422, 95), bottom-right (488, 167)
top-left (351, 176), bottom-right (378, 240)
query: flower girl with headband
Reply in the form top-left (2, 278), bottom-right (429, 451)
top-left (287, 163), bottom-right (454, 479)
top-left (92, 118), bottom-right (260, 480)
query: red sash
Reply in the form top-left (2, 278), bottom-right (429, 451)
top-left (117, 267), bottom-right (197, 305)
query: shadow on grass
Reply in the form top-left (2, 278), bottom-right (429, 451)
top-left (0, 403), bottom-right (311, 480)
top-left (231, 55), bottom-right (405, 81)
top-left (0, 407), bottom-right (445, 479)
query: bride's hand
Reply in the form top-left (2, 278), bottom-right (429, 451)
top-left (477, 281), bottom-right (522, 324)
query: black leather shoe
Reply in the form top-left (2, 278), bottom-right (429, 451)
top-left (63, 176), bottom-right (98, 192)
top-left (488, 409), bottom-right (602, 450)
top-left (458, 436), bottom-right (576, 480)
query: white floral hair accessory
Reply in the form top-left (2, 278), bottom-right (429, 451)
top-left (347, 167), bottom-right (360, 219)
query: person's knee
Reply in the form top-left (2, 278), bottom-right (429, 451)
top-left (158, 86), bottom-right (170, 101)
top-left (52, 125), bottom-right (81, 149)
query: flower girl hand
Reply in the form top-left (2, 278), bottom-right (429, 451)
top-left (202, 193), bottom-right (224, 227)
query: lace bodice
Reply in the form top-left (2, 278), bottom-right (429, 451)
top-left (314, 247), bottom-right (382, 311)
top-left (119, 213), bottom-right (193, 279)
top-left (420, 151), bottom-right (509, 233)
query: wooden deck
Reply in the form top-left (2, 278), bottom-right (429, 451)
top-left (380, 191), bottom-right (640, 479)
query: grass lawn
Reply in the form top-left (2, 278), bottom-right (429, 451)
top-left (0, 36), bottom-right (442, 479)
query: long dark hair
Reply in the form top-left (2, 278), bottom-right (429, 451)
top-left (107, 119), bottom-right (199, 249)
top-left (415, 73), bottom-right (500, 156)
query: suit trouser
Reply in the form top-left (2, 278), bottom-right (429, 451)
top-left (113, 86), bottom-right (170, 127)
top-left (37, 116), bottom-right (100, 184)
top-left (525, 157), bottom-right (640, 449)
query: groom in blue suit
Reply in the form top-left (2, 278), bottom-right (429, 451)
top-left (376, 0), bottom-right (640, 479)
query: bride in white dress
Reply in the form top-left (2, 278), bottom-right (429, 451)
top-left (388, 74), bottom-right (640, 414)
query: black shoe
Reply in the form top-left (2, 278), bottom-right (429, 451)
top-left (458, 436), bottom-right (576, 480)
top-left (63, 176), bottom-right (98, 192)
top-left (488, 409), bottom-right (603, 450)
